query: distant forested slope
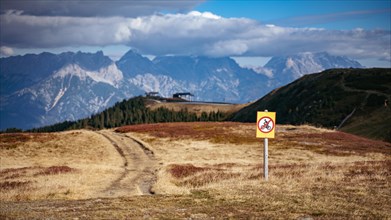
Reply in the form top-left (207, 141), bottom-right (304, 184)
top-left (31, 96), bottom-right (226, 132)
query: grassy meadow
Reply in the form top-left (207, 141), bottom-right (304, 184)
top-left (1, 122), bottom-right (390, 219)
top-left (0, 130), bottom-right (124, 201)
top-left (119, 122), bottom-right (391, 218)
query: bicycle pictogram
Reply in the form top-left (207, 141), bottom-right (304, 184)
top-left (258, 116), bottom-right (274, 133)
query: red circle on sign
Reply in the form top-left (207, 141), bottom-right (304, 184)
top-left (257, 116), bottom-right (274, 133)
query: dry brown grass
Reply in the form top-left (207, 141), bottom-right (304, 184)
top-left (119, 122), bottom-right (391, 218)
top-left (146, 101), bottom-right (248, 116)
top-left (33, 165), bottom-right (75, 176)
top-left (117, 122), bottom-right (259, 144)
top-left (0, 130), bottom-right (123, 201)
top-left (1, 122), bottom-right (390, 219)
top-left (168, 164), bottom-right (211, 179)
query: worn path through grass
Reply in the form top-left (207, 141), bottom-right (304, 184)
top-left (96, 130), bottom-right (157, 197)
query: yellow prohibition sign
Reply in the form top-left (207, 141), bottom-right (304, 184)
top-left (256, 111), bottom-right (276, 138)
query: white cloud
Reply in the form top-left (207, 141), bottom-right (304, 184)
top-left (0, 10), bottom-right (390, 62)
top-left (0, 46), bottom-right (14, 56)
top-left (188, 11), bottom-right (221, 19)
top-left (207, 40), bottom-right (249, 56)
top-left (249, 66), bottom-right (274, 78)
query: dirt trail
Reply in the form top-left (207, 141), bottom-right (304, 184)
top-left (96, 130), bottom-right (157, 197)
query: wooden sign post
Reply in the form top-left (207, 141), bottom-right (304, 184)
top-left (256, 110), bottom-right (276, 181)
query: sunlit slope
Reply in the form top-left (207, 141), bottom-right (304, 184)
top-left (230, 68), bottom-right (391, 142)
top-left (145, 99), bottom-right (248, 116)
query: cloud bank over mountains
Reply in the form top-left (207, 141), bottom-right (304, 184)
top-left (0, 1), bottom-right (390, 62)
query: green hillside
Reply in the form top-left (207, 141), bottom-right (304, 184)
top-left (230, 68), bottom-right (391, 142)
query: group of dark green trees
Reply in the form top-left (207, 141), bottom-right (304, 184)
top-left (30, 96), bottom-right (226, 132)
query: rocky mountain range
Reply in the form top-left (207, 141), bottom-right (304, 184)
top-left (261, 52), bottom-right (364, 87)
top-left (0, 50), bottom-right (363, 130)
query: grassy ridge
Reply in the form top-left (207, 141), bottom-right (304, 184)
top-left (230, 68), bottom-right (391, 142)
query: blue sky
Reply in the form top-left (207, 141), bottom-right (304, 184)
top-left (197, 0), bottom-right (390, 29)
top-left (0, 0), bottom-right (390, 67)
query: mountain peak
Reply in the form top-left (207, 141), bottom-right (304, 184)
top-left (63, 51), bottom-right (115, 71)
top-left (119, 49), bottom-right (145, 60)
top-left (53, 63), bottom-right (123, 87)
top-left (116, 49), bottom-right (155, 77)
top-left (264, 51), bottom-right (364, 86)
